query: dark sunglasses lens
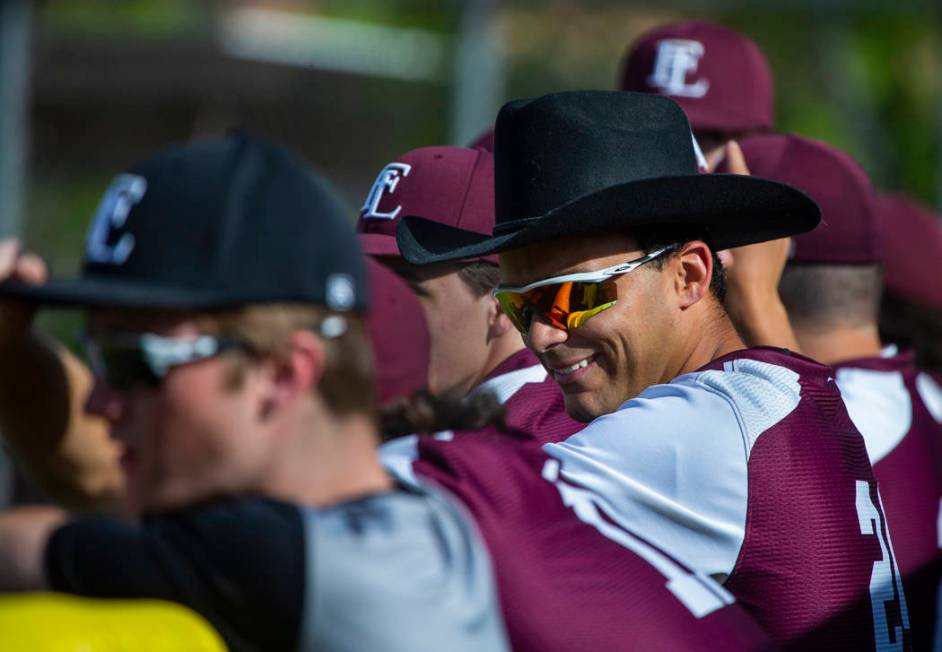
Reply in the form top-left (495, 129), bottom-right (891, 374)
top-left (96, 345), bottom-right (162, 390)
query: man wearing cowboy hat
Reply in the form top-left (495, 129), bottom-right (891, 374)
top-left (393, 90), bottom-right (910, 649)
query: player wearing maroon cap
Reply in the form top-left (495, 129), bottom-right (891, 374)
top-left (877, 194), bottom-right (942, 374)
top-left (620, 20), bottom-right (774, 167)
top-left (737, 133), bottom-right (940, 649)
top-left (358, 146), bottom-right (581, 443)
top-left (395, 90), bottom-right (911, 650)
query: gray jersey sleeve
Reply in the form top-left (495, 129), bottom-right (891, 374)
top-left (300, 480), bottom-right (509, 652)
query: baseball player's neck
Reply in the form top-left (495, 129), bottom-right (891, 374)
top-left (260, 405), bottom-right (392, 508)
top-left (474, 330), bottom-right (527, 389)
top-left (792, 322), bottom-right (883, 366)
top-left (674, 306), bottom-right (745, 379)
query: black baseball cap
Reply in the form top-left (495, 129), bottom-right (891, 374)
top-left (0, 134), bottom-right (367, 312)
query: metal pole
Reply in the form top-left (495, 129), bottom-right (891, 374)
top-left (0, 0), bottom-right (32, 238)
top-left (450, 0), bottom-right (504, 146)
top-left (0, 0), bottom-right (30, 507)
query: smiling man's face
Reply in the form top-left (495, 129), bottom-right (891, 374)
top-left (500, 231), bottom-right (680, 422)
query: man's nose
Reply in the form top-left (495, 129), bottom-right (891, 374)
top-left (85, 378), bottom-right (126, 423)
top-left (527, 317), bottom-right (568, 353)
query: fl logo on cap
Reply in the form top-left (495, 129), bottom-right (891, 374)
top-left (85, 174), bottom-right (147, 265)
top-left (648, 39), bottom-right (709, 98)
top-left (360, 162), bottom-right (411, 220)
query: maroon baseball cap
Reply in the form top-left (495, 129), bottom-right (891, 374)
top-left (365, 258), bottom-right (429, 407)
top-left (356, 146), bottom-right (497, 263)
top-left (876, 193), bottom-right (942, 311)
top-left (619, 21), bottom-right (774, 134)
top-left (728, 134), bottom-right (881, 264)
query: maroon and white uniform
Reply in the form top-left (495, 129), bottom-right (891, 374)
top-left (473, 348), bottom-right (583, 443)
top-left (835, 348), bottom-right (942, 649)
top-left (542, 347), bottom-right (910, 650)
top-left (393, 430), bottom-right (772, 651)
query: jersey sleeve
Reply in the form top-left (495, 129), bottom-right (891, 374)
top-left (299, 486), bottom-right (510, 652)
top-left (45, 498), bottom-right (305, 652)
top-left (543, 375), bottom-right (753, 577)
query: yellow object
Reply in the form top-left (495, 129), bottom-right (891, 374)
top-left (0, 593), bottom-right (228, 652)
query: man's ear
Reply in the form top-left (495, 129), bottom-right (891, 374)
top-left (674, 241), bottom-right (714, 310)
top-left (486, 294), bottom-right (517, 343)
top-left (261, 330), bottom-right (326, 417)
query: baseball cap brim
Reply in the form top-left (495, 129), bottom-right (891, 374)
top-left (357, 232), bottom-right (402, 257)
top-left (359, 225), bottom-right (499, 264)
top-left (397, 173), bottom-right (819, 265)
top-left (0, 276), bottom-right (299, 310)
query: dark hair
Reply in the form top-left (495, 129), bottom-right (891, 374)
top-left (880, 292), bottom-right (942, 372)
top-left (634, 225), bottom-right (727, 303)
top-left (457, 261), bottom-right (502, 297)
top-left (378, 389), bottom-right (506, 441)
top-left (779, 264), bottom-right (882, 331)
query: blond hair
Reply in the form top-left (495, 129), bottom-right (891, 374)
top-left (195, 303), bottom-right (374, 417)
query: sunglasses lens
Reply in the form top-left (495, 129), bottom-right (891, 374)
top-left (498, 280), bottom-right (618, 335)
top-left (496, 291), bottom-right (532, 334)
top-left (89, 342), bottom-right (161, 390)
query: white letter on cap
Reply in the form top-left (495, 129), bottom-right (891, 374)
top-left (648, 39), bottom-right (710, 99)
top-left (86, 174), bottom-right (148, 265)
top-left (360, 163), bottom-right (412, 220)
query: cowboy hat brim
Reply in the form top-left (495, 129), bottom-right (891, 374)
top-left (397, 173), bottom-right (819, 265)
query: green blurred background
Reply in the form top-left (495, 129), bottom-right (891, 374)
top-left (0, 0), bottom-right (939, 344)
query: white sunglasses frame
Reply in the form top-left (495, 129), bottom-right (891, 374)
top-left (494, 244), bottom-right (678, 296)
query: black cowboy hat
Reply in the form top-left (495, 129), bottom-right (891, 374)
top-left (396, 91), bottom-right (819, 264)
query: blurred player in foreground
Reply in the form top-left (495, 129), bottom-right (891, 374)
top-left (0, 134), bottom-right (509, 652)
top-left (396, 90), bottom-right (910, 650)
top-left (738, 133), bottom-right (940, 648)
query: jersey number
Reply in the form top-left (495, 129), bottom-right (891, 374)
top-left (856, 480), bottom-right (910, 651)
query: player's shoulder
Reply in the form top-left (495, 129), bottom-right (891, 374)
top-left (916, 370), bottom-right (942, 423)
top-left (303, 478), bottom-right (509, 651)
top-left (568, 347), bottom-right (806, 456)
top-left (834, 352), bottom-right (916, 463)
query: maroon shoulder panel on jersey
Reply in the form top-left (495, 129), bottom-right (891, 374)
top-left (413, 430), bottom-right (772, 652)
top-left (701, 348), bottom-right (911, 650)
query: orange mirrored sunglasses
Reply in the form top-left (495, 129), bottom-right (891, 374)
top-left (494, 245), bottom-right (676, 336)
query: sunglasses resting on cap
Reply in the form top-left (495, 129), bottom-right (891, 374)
top-left (495, 245), bottom-right (676, 337)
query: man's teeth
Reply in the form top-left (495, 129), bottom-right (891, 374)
top-left (556, 358), bottom-right (592, 376)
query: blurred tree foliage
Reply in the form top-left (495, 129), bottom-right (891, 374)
top-left (501, 4), bottom-right (940, 205)
top-left (41, 0), bottom-right (210, 38)
top-left (23, 1), bottom-right (942, 348)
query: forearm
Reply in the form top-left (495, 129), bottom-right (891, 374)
top-left (0, 506), bottom-right (67, 592)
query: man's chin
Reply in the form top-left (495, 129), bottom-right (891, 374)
top-left (562, 393), bottom-right (613, 423)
